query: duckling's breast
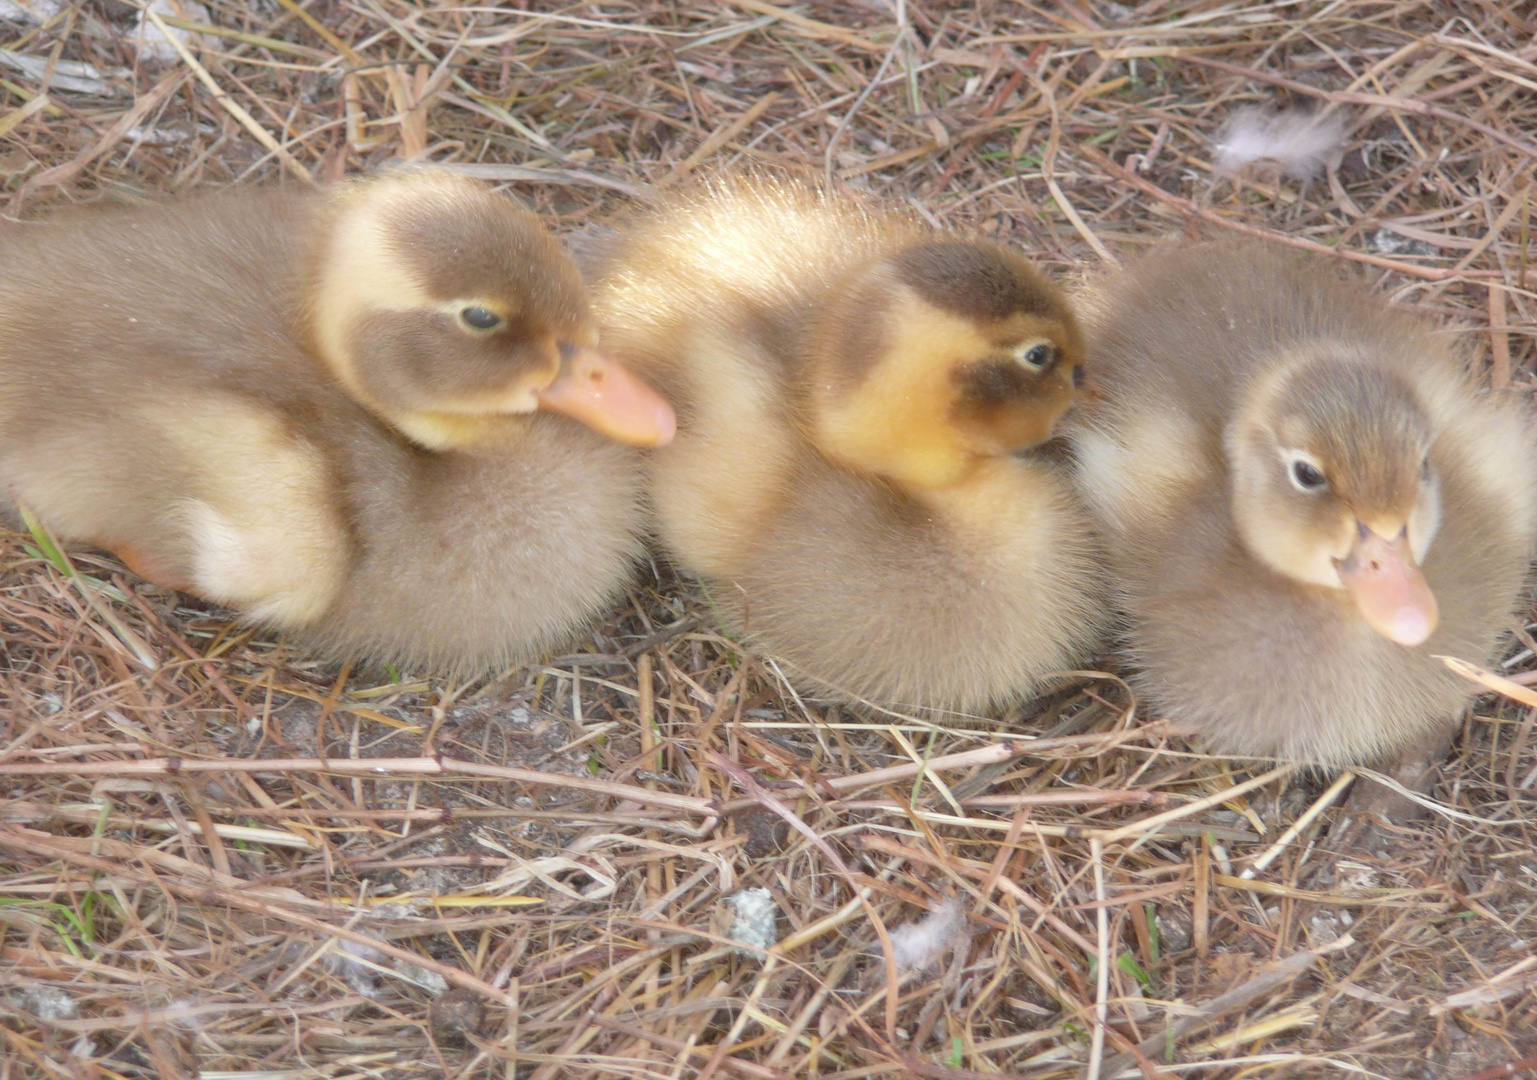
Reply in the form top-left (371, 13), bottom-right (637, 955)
top-left (309, 414), bottom-right (647, 673)
top-left (714, 452), bottom-right (1107, 714)
top-left (1119, 470), bottom-right (1529, 766)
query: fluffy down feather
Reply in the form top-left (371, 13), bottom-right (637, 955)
top-left (1213, 107), bottom-right (1347, 181)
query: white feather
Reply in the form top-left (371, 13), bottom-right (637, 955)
top-left (0, 0), bottom-right (67, 24)
top-left (1213, 107), bottom-right (1347, 181)
top-left (888, 897), bottom-right (966, 972)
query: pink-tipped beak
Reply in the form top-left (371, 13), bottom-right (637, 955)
top-left (1335, 526), bottom-right (1439, 647)
top-left (534, 345), bottom-right (676, 447)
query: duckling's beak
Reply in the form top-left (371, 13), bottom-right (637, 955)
top-left (1334, 524), bottom-right (1439, 647)
top-left (535, 345), bottom-right (677, 447)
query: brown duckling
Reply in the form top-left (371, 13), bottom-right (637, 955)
top-left (1069, 241), bottom-right (1537, 766)
top-left (591, 177), bottom-right (1106, 714)
top-left (0, 171), bottom-right (676, 672)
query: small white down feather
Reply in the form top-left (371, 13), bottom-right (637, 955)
top-left (888, 897), bottom-right (967, 972)
top-left (1212, 106), bottom-right (1348, 180)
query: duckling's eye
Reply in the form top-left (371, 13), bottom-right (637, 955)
top-left (1013, 342), bottom-right (1056, 371)
top-left (1290, 460), bottom-right (1327, 491)
top-left (459, 306), bottom-right (503, 332)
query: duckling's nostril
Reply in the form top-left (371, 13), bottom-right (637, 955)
top-left (1071, 366), bottom-right (1086, 390)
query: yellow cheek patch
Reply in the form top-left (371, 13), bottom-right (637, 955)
top-left (388, 413), bottom-right (513, 451)
top-left (812, 294), bottom-right (992, 490)
top-left (309, 190), bottom-right (433, 404)
top-left (811, 297), bottom-right (1080, 491)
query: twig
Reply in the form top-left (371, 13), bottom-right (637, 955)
top-left (826, 27), bottom-right (907, 185)
top-left (1433, 955), bottom-right (1537, 1014)
top-left (1091, 765), bottom-right (1295, 844)
top-left (821, 723), bottom-right (1193, 796)
top-left (0, 755), bottom-right (718, 817)
top-left (17, 70), bottom-right (183, 201)
top-left (707, 752), bottom-right (902, 1043)
top-left (1241, 770), bottom-right (1355, 880)
top-left (1075, 143), bottom-right (1497, 281)
top-left (670, 92), bottom-right (780, 183)
top-left (1178, 54), bottom-right (1537, 163)
top-left (1489, 286), bottom-right (1511, 389)
top-left (430, 162), bottom-right (654, 201)
top-left (146, 7), bottom-right (315, 185)
top-left (1087, 837), bottom-right (1110, 1080)
top-left (725, 0), bottom-right (883, 53)
top-left (1098, 936), bottom-right (1356, 1077)
top-left (1441, 656), bottom-right (1537, 708)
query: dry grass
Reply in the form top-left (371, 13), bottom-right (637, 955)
top-left (3, 1), bottom-right (1537, 1077)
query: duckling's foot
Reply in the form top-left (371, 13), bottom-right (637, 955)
top-left (109, 541), bottom-right (195, 594)
top-left (1328, 724), bottom-right (1455, 856)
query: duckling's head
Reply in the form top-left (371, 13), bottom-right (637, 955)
top-left (807, 240), bottom-right (1088, 491)
top-left (1228, 352), bottom-right (1441, 646)
top-left (309, 171), bottom-right (674, 449)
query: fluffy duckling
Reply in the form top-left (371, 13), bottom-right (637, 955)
top-left (1070, 241), bottom-right (1537, 766)
top-left (0, 171), bottom-right (676, 672)
top-left (591, 178), bottom-right (1106, 714)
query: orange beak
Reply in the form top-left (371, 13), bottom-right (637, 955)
top-left (1334, 525), bottom-right (1439, 647)
top-left (535, 345), bottom-right (676, 447)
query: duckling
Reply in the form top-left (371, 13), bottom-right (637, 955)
top-left (1069, 240), bottom-right (1537, 766)
top-left (0, 171), bottom-right (676, 672)
top-left (591, 177), bottom-right (1106, 714)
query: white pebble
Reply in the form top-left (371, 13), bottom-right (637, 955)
top-left (725, 887), bottom-right (779, 955)
top-left (134, 0), bottom-right (210, 63)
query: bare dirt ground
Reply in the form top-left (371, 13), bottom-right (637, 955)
top-left (1, 2), bottom-right (1535, 1078)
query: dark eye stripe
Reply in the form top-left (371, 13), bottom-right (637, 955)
top-left (955, 358), bottom-right (1031, 405)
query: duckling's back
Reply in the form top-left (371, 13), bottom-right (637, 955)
top-left (594, 178), bottom-right (928, 580)
top-left (0, 190), bottom-right (366, 620)
top-left (0, 188), bottom-right (360, 469)
top-left (1071, 243), bottom-right (1442, 532)
top-left (596, 177), bottom-right (923, 394)
top-left (0, 189), bottom-right (329, 399)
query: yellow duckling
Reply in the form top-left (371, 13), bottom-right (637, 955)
top-left (592, 177), bottom-right (1105, 714)
top-left (1070, 241), bottom-right (1537, 766)
top-left (0, 171), bottom-right (676, 672)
